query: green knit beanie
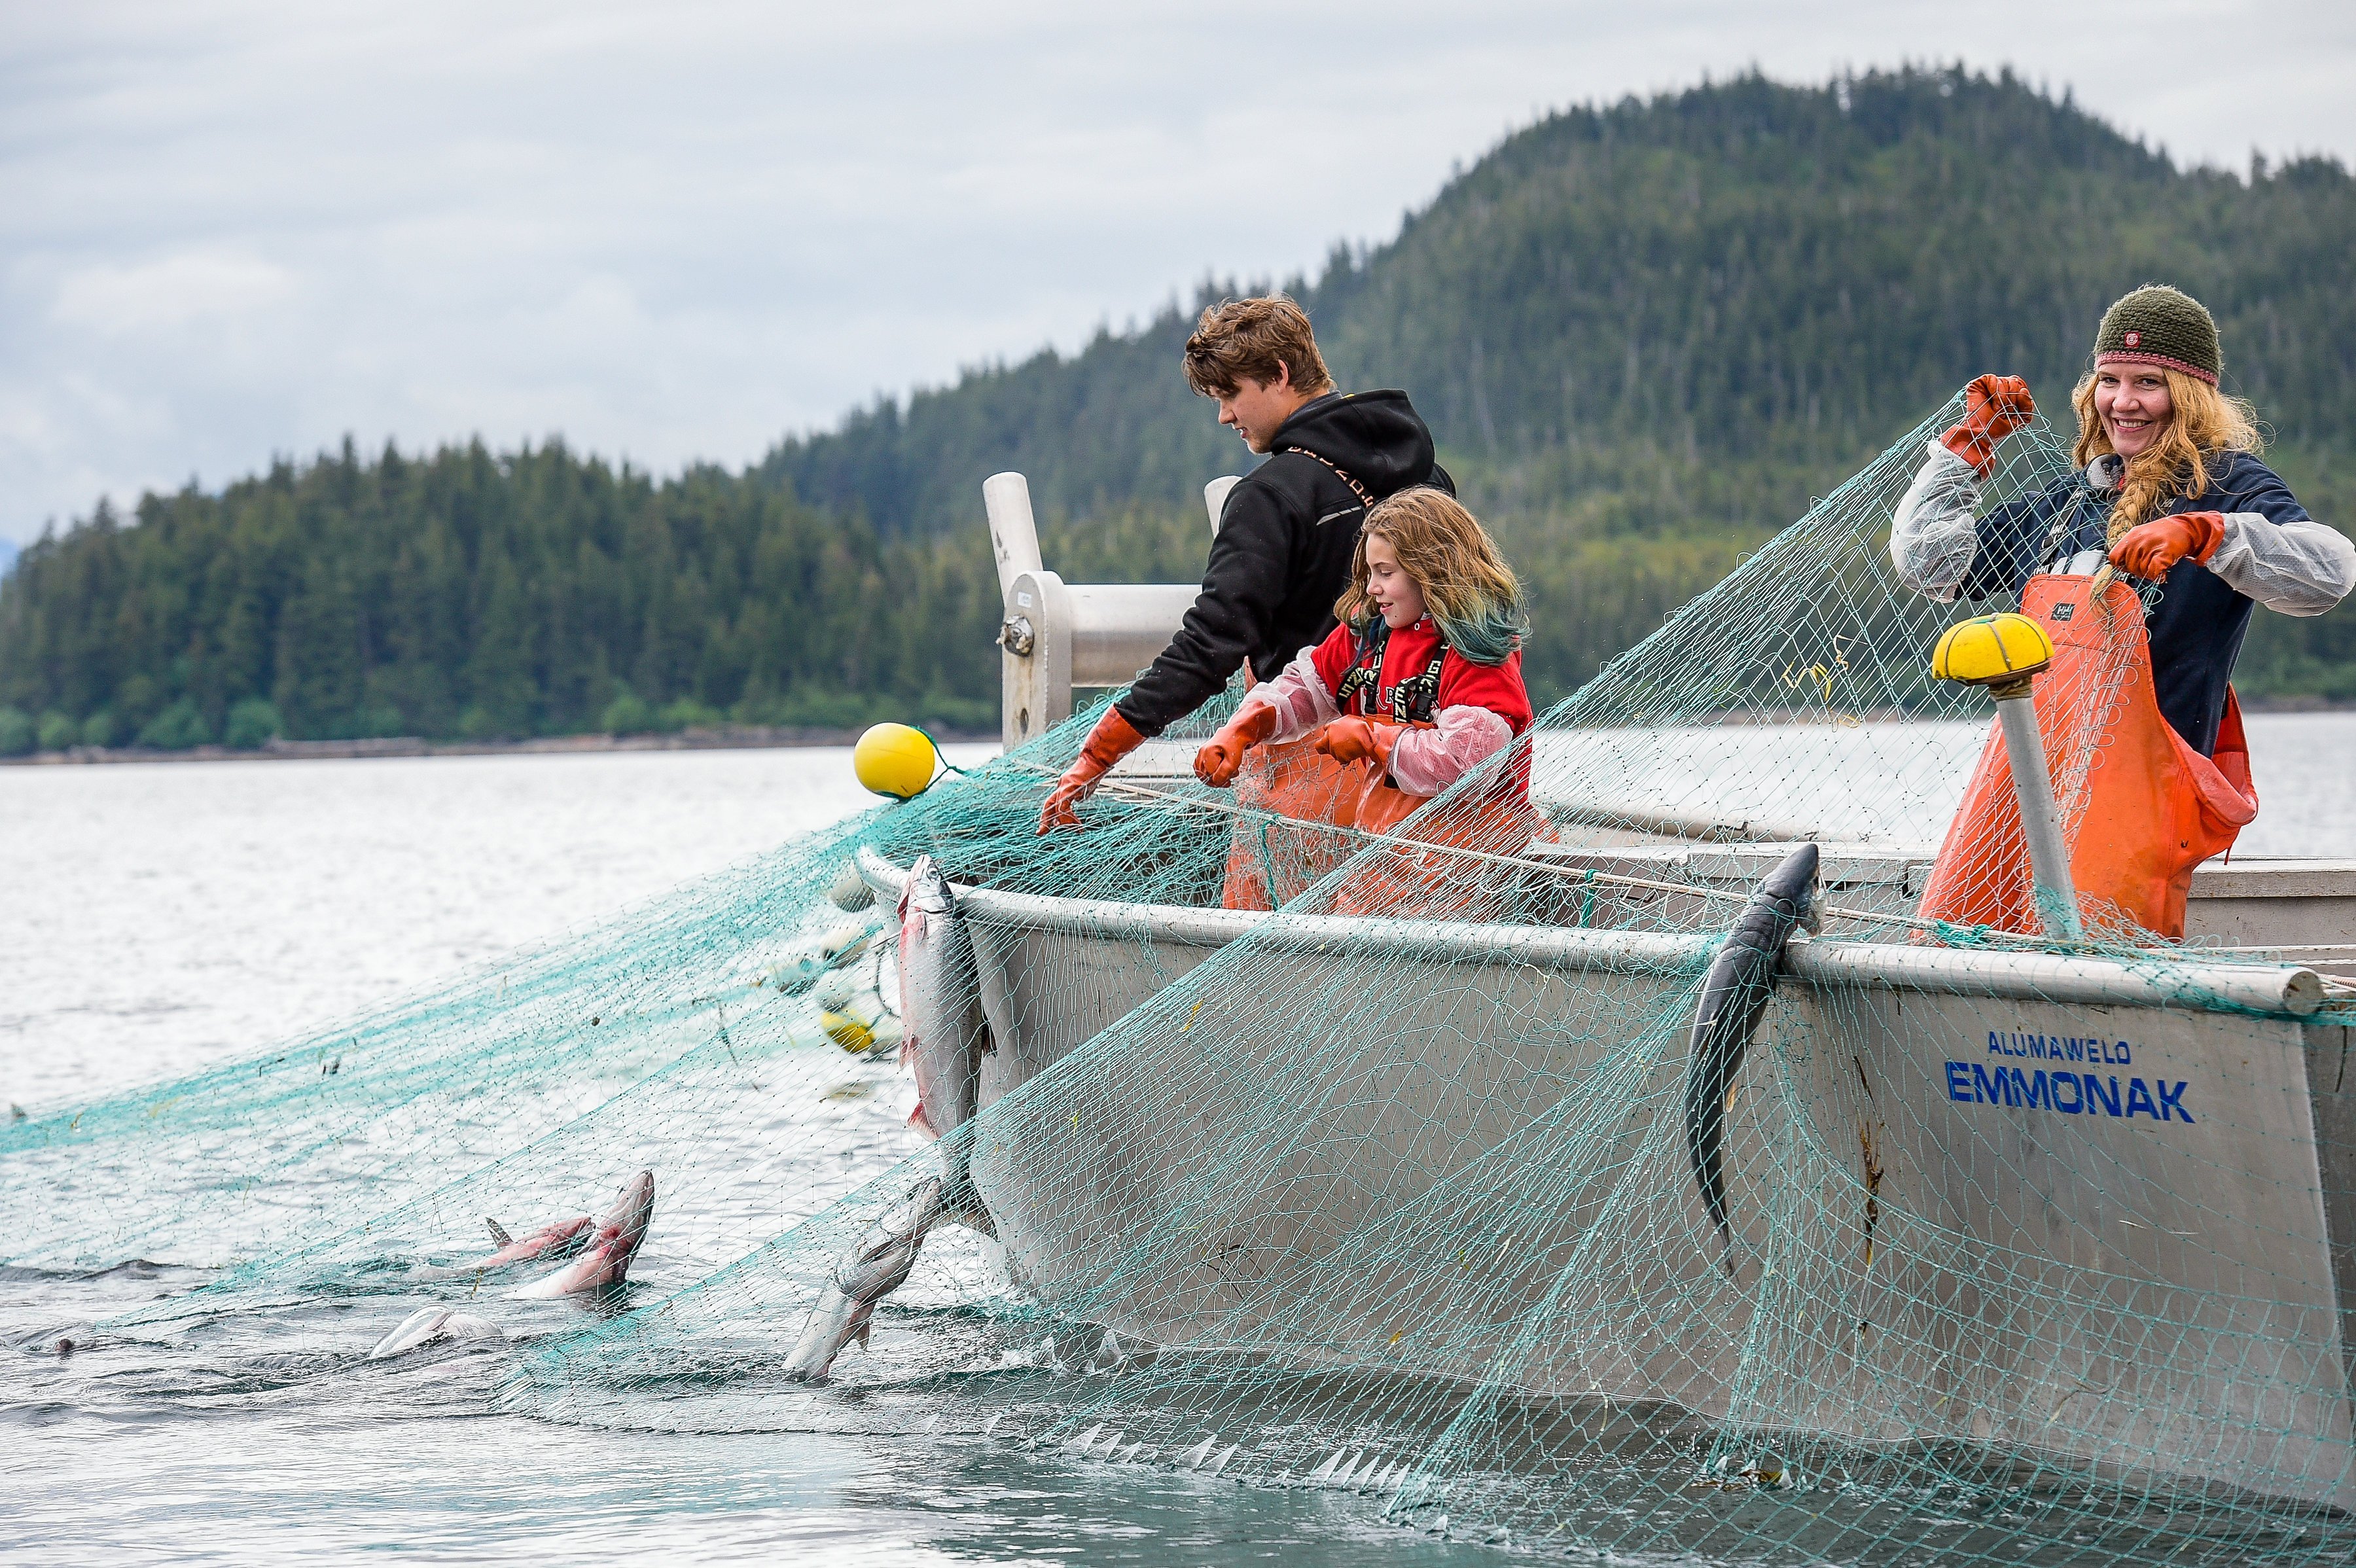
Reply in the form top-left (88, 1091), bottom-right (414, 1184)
top-left (2093, 283), bottom-right (2221, 385)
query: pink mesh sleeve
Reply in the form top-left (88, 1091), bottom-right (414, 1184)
top-left (1249, 645), bottom-right (1342, 743)
top-left (1389, 705), bottom-right (1514, 798)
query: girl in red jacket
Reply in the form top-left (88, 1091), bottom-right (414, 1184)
top-left (1195, 487), bottom-right (1533, 841)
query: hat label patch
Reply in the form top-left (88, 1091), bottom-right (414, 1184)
top-left (2124, 330), bottom-right (2142, 347)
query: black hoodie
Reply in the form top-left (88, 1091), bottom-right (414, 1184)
top-left (1115, 389), bottom-right (1452, 736)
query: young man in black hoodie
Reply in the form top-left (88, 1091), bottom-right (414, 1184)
top-left (1039, 295), bottom-right (1452, 832)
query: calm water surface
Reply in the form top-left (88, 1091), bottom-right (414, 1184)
top-left (5, 719), bottom-right (2354, 1564)
top-left (0, 745), bottom-right (1488, 1567)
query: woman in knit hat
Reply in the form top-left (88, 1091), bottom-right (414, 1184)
top-left (1889, 284), bottom-right (2355, 937)
top-left (1891, 282), bottom-right (2353, 758)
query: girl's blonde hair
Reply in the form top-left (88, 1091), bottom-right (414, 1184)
top-left (1334, 488), bottom-right (1527, 665)
top-left (2070, 367), bottom-right (2263, 543)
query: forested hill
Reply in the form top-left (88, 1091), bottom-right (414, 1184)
top-left (761, 66), bottom-right (2356, 542)
top-left (5, 67), bottom-right (2355, 754)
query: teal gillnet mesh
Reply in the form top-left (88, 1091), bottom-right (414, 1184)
top-left (10, 390), bottom-right (2355, 1563)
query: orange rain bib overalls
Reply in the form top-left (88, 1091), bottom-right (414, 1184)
top-left (1325, 738), bottom-right (1540, 919)
top-left (1221, 733), bottom-right (1361, 910)
top-left (1223, 730), bottom-right (1539, 916)
top-left (1916, 570), bottom-right (2257, 940)
top-left (1219, 624), bottom-right (1539, 915)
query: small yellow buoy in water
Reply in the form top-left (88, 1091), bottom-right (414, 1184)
top-left (820, 1010), bottom-right (877, 1054)
top-left (853, 722), bottom-right (940, 799)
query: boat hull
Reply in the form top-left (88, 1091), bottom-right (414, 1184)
top-left (862, 849), bottom-right (2356, 1509)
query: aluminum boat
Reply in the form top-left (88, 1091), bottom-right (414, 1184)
top-left (859, 836), bottom-right (2356, 1510)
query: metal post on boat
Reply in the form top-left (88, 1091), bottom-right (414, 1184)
top-left (1991, 693), bottom-right (2082, 941)
top-left (988, 472), bottom-right (1065, 748)
top-left (1002, 566), bottom-right (1073, 748)
top-left (986, 471), bottom-right (1215, 751)
top-left (1203, 474), bottom-right (1240, 534)
top-left (1933, 613), bottom-right (2082, 940)
top-left (984, 472), bottom-right (1043, 597)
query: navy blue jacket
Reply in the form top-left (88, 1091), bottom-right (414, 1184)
top-left (1960, 451), bottom-right (2308, 757)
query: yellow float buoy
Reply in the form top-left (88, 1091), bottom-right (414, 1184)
top-left (853, 722), bottom-right (941, 800)
top-left (820, 1010), bottom-right (877, 1054)
top-left (1931, 613), bottom-right (2054, 698)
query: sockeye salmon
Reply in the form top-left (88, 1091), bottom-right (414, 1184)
top-left (509, 1169), bottom-right (656, 1298)
top-left (897, 855), bottom-right (994, 1234)
top-left (781, 1178), bottom-right (945, 1381)
top-left (409, 1213), bottom-right (593, 1281)
top-left (1683, 843), bottom-right (1817, 1251)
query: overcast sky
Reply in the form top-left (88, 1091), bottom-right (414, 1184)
top-left (4, 1), bottom-right (2351, 546)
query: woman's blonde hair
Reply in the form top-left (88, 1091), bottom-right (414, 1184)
top-left (1334, 488), bottom-right (1527, 665)
top-left (2070, 368), bottom-right (2263, 543)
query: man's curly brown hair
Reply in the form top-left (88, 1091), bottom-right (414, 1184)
top-left (1182, 294), bottom-right (1333, 399)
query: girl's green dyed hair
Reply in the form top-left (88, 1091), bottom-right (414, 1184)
top-left (1336, 487), bottom-right (1528, 666)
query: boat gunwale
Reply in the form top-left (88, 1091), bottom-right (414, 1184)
top-left (853, 845), bottom-right (2324, 1014)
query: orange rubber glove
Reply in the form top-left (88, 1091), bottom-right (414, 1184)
top-left (1193, 703), bottom-right (1277, 788)
top-left (1038, 707), bottom-right (1146, 834)
top-left (1938, 374), bottom-right (2036, 477)
top-left (1314, 716), bottom-right (1401, 772)
top-left (2110, 510), bottom-right (2226, 580)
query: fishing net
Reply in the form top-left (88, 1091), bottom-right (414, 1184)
top-left (12, 388), bottom-right (2356, 1564)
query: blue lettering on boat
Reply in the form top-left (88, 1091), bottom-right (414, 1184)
top-left (1945, 1063), bottom-right (2192, 1123)
top-left (1985, 1031), bottom-right (2131, 1065)
top-left (1971, 1061), bottom-right (2018, 1107)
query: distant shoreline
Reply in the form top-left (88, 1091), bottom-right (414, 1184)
top-left (8, 700), bottom-right (2350, 769)
top-left (2243, 696), bottom-right (2356, 715)
top-left (1, 725), bottom-right (997, 767)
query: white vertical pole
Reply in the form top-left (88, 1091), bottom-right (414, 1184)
top-left (1203, 475), bottom-right (1241, 537)
top-left (984, 472), bottom-right (1043, 600)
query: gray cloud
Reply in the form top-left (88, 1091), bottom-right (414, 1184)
top-left (5, 0), bottom-right (2351, 543)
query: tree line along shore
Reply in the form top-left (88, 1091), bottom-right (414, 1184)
top-left (5, 67), bottom-right (2353, 757)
